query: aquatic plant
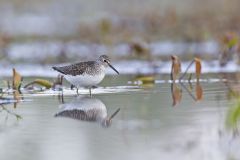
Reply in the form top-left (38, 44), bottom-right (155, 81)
top-left (133, 74), bottom-right (155, 88)
top-left (24, 79), bottom-right (53, 89)
top-left (226, 99), bottom-right (240, 132)
top-left (219, 32), bottom-right (240, 66)
top-left (129, 39), bottom-right (151, 59)
top-left (24, 75), bottom-right (63, 90)
top-left (12, 68), bottom-right (23, 91)
top-left (171, 55), bottom-right (181, 81)
top-left (171, 55), bottom-right (202, 81)
top-left (195, 58), bottom-right (202, 81)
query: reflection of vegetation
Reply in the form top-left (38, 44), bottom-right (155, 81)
top-left (0, 105), bottom-right (22, 121)
top-left (195, 82), bottom-right (203, 101)
top-left (0, 93), bottom-right (22, 121)
top-left (222, 73), bottom-right (240, 133)
top-left (171, 81), bottom-right (203, 106)
top-left (221, 73), bottom-right (240, 134)
top-left (0, 90), bottom-right (23, 109)
top-left (226, 99), bottom-right (240, 132)
top-left (171, 82), bottom-right (182, 106)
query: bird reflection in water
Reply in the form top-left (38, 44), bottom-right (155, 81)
top-left (55, 96), bottom-right (120, 128)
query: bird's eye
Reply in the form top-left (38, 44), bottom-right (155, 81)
top-left (104, 60), bottom-right (107, 62)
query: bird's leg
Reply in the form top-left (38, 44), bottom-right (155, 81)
top-left (76, 88), bottom-right (79, 95)
top-left (71, 84), bottom-right (75, 90)
top-left (89, 87), bottom-right (92, 97)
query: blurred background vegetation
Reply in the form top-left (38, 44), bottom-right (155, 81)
top-left (0, 0), bottom-right (239, 63)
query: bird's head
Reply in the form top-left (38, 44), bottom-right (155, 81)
top-left (98, 55), bottom-right (119, 75)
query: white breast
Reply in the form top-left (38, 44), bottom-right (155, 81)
top-left (64, 72), bottom-right (105, 88)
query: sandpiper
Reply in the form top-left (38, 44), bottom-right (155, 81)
top-left (52, 55), bottom-right (119, 96)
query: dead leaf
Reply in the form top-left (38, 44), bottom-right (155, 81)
top-left (12, 68), bottom-right (22, 90)
top-left (195, 82), bottom-right (203, 101)
top-left (171, 55), bottom-right (181, 81)
top-left (195, 58), bottom-right (201, 80)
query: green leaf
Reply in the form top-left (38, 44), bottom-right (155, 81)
top-left (24, 79), bottom-right (53, 89)
top-left (226, 99), bottom-right (240, 129)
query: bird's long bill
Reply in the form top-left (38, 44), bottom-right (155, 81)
top-left (108, 63), bottom-right (119, 75)
top-left (109, 108), bottom-right (120, 121)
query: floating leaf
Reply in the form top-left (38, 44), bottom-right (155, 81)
top-left (171, 55), bottom-right (181, 81)
top-left (135, 75), bottom-right (155, 83)
top-left (33, 79), bottom-right (53, 88)
top-left (195, 82), bottom-right (203, 101)
top-left (12, 68), bottom-right (22, 90)
top-left (0, 106), bottom-right (22, 121)
top-left (24, 79), bottom-right (53, 89)
top-left (133, 75), bottom-right (155, 88)
top-left (195, 58), bottom-right (202, 80)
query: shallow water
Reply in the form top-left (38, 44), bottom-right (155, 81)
top-left (0, 74), bottom-right (240, 160)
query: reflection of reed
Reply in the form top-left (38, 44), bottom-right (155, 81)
top-left (171, 81), bottom-right (203, 106)
top-left (0, 105), bottom-right (22, 120)
top-left (0, 91), bottom-right (23, 121)
top-left (195, 81), bottom-right (203, 101)
top-left (0, 90), bottom-right (23, 108)
top-left (221, 73), bottom-right (240, 99)
top-left (221, 73), bottom-right (240, 134)
top-left (171, 82), bottom-right (182, 106)
top-left (55, 96), bottom-right (120, 128)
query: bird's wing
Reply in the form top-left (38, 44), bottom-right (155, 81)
top-left (52, 61), bottom-right (95, 76)
top-left (55, 109), bottom-right (98, 121)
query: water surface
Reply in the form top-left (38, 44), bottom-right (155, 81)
top-left (0, 74), bottom-right (239, 160)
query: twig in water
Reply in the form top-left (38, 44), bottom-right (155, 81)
top-left (180, 82), bottom-right (197, 101)
top-left (0, 105), bottom-right (22, 120)
top-left (179, 60), bottom-right (194, 80)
